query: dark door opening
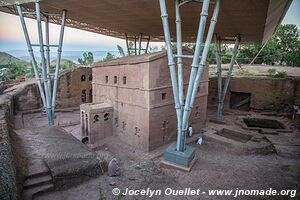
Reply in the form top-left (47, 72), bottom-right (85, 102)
top-left (230, 92), bottom-right (251, 111)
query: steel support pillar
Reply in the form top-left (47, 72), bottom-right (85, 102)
top-left (16, 4), bottom-right (47, 113)
top-left (216, 34), bottom-right (241, 120)
top-left (175, 0), bottom-right (184, 139)
top-left (159, 0), bottom-right (221, 165)
top-left (180, 0), bottom-right (216, 152)
top-left (125, 33), bottom-right (131, 56)
top-left (35, 0), bottom-right (52, 125)
top-left (145, 36), bottom-right (151, 54)
top-left (215, 34), bottom-right (241, 120)
top-left (124, 33), bottom-right (151, 55)
top-left (184, 0), bottom-right (220, 150)
top-left (51, 9), bottom-right (67, 124)
top-left (216, 35), bottom-right (223, 119)
top-left (138, 33), bottom-right (142, 55)
top-left (16, 1), bottom-right (67, 126)
top-left (45, 14), bottom-right (52, 101)
top-left (134, 36), bottom-right (137, 55)
top-left (159, 0), bottom-right (182, 147)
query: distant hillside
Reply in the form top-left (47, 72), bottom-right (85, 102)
top-left (51, 58), bottom-right (75, 66)
top-left (0, 52), bottom-right (29, 65)
top-left (6, 50), bottom-right (119, 63)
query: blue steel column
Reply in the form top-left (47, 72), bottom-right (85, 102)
top-left (35, 0), bottom-right (52, 126)
top-left (51, 10), bottom-right (67, 124)
top-left (218, 34), bottom-right (241, 117)
top-left (175, 0), bottom-right (184, 114)
top-left (180, 0), bottom-right (221, 151)
top-left (215, 36), bottom-right (223, 118)
top-left (175, 0), bottom-right (184, 149)
top-left (125, 33), bottom-right (131, 56)
top-left (189, 0), bottom-right (221, 117)
top-left (16, 4), bottom-right (47, 112)
top-left (45, 15), bottom-right (52, 102)
top-left (159, 0), bottom-right (182, 148)
top-left (177, 0), bottom-right (211, 152)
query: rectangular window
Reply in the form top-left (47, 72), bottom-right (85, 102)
top-left (162, 93), bottom-right (166, 100)
top-left (105, 76), bottom-right (108, 83)
top-left (81, 75), bottom-right (86, 81)
top-left (114, 76), bottom-right (118, 84)
top-left (81, 89), bottom-right (86, 103)
top-left (197, 86), bottom-right (200, 93)
top-left (123, 76), bottom-right (127, 84)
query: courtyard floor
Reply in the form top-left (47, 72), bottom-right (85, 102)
top-left (13, 109), bottom-right (300, 200)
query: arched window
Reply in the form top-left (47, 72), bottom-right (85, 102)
top-left (81, 75), bottom-right (86, 81)
top-left (104, 113), bottom-right (110, 121)
top-left (93, 114), bottom-right (99, 122)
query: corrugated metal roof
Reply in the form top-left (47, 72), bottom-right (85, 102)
top-left (0, 0), bottom-right (292, 43)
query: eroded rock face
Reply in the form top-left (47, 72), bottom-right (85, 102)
top-left (7, 67), bottom-right (92, 113)
top-left (56, 67), bottom-right (92, 109)
top-left (108, 158), bottom-right (121, 177)
top-left (0, 95), bottom-right (24, 200)
top-left (208, 77), bottom-right (300, 111)
top-left (14, 126), bottom-right (106, 190)
top-left (13, 83), bottom-right (42, 111)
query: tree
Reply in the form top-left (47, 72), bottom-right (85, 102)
top-left (237, 44), bottom-right (260, 64)
top-left (61, 60), bottom-right (77, 70)
top-left (25, 61), bottom-right (34, 78)
top-left (274, 24), bottom-right (300, 66)
top-left (117, 45), bottom-right (125, 57)
top-left (237, 24), bottom-right (300, 66)
top-left (0, 62), bottom-right (27, 81)
top-left (207, 44), bottom-right (216, 64)
top-left (102, 52), bottom-right (115, 62)
top-left (78, 52), bottom-right (94, 66)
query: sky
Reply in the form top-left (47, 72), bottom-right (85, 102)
top-left (0, 0), bottom-right (299, 52)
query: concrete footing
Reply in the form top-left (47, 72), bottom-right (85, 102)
top-left (160, 157), bottom-right (197, 172)
top-left (161, 143), bottom-right (196, 171)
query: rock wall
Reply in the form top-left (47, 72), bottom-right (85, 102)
top-left (0, 67), bottom-right (92, 198)
top-left (0, 94), bottom-right (24, 200)
top-left (7, 67), bottom-right (92, 113)
top-left (208, 77), bottom-right (300, 111)
top-left (56, 67), bottom-right (92, 108)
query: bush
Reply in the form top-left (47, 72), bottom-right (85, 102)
top-left (273, 71), bottom-right (288, 78)
top-left (0, 62), bottom-right (28, 81)
top-left (267, 68), bottom-right (288, 78)
top-left (267, 68), bottom-right (277, 74)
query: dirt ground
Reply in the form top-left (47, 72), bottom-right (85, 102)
top-left (209, 64), bottom-right (300, 77)
top-left (14, 109), bottom-right (300, 200)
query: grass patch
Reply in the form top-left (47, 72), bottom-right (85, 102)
top-left (267, 68), bottom-right (288, 78)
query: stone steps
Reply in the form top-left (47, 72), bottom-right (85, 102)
top-left (23, 182), bottom-right (54, 200)
top-left (24, 174), bottom-right (53, 189)
top-left (25, 159), bottom-right (50, 179)
top-left (23, 159), bottom-right (54, 200)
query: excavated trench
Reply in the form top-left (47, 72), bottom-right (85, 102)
top-left (216, 128), bottom-right (252, 143)
top-left (243, 118), bottom-right (285, 129)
